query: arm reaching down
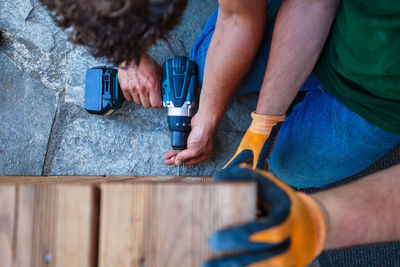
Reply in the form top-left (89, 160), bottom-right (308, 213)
top-left (256, 0), bottom-right (340, 115)
top-left (165, 0), bottom-right (268, 166)
top-left (226, 0), bottom-right (341, 168)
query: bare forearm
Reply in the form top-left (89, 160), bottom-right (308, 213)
top-left (197, 1), bottom-right (267, 130)
top-left (312, 164), bottom-right (400, 249)
top-left (256, 0), bottom-right (340, 115)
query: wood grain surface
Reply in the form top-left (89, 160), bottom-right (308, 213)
top-left (0, 185), bottom-right (98, 267)
top-left (98, 182), bottom-right (256, 267)
top-left (0, 176), bottom-right (256, 267)
top-left (0, 186), bottom-right (15, 267)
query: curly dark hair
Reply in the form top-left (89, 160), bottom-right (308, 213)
top-left (40, 0), bottom-right (188, 65)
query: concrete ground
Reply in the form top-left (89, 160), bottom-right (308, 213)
top-left (0, 0), bottom-right (261, 176)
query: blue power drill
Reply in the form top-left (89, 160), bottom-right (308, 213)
top-left (85, 56), bottom-right (197, 151)
top-left (161, 57), bottom-right (197, 150)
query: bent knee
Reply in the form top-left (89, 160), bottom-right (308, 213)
top-left (269, 149), bottom-right (336, 189)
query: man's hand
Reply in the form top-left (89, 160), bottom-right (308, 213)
top-left (202, 165), bottom-right (326, 267)
top-left (164, 113), bottom-right (215, 166)
top-left (118, 53), bottom-right (162, 108)
top-left (224, 112), bottom-right (285, 169)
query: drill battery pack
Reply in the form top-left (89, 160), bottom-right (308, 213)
top-left (85, 67), bottom-right (124, 115)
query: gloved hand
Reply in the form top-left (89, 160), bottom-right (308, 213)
top-left (202, 165), bottom-right (326, 267)
top-left (224, 112), bottom-right (285, 169)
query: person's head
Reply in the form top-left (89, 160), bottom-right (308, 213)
top-left (40, 0), bottom-right (188, 65)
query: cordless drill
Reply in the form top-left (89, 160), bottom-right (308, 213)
top-left (161, 57), bottom-right (197, 150)
top-left (84, 57), bottom-right (198, 164)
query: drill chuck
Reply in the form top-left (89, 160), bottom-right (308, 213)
top-left (168, 115), bottom-right (192, 150)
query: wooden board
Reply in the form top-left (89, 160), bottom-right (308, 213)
top-left (0, 184), bottom-right (98, 267)
top-left (98, 182), bottom-right (256, 267)
top-left (0, 175), bottom-right (212, 185)
top-left (0, 176), bottom-right (256, 267)
top-left (0, 186), bottom-right (15, 267)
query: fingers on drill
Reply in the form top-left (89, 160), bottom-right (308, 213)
top-left (164, 150), bottom-right (177, 165)
top-left (147, 73), bottom-right (162, 107)
top-left (149, 89), bottom-right (162, 108)
top-left (184, 156), bottom-right (209, 166)
top-left (164, 150), bottom-right (177, 159)
top-left (140, 75), bottom-right (161, 108)
top-left (183, 158), bottom-right (202, 166)
top-left (176, 149), bottom-right (212, 166)
top-left (164, 159), bottom-right (175, 165)
top-left (165, 156), bottom-right (177, 165)
top-left (128, 84), bottom-right (161, 108)
top-left (132, 91), bottom-right (141, 106)
top-left (138, 88), bottom-right (151, 108)
top-left (165, 150), bottom-right (191, 166)
top-left (118, 72), bottom-right (131, 101)
top-left (120, 85), bottom-right (133, 101)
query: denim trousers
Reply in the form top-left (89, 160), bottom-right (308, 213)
top-left (190, 3), bottom-right (400, 188)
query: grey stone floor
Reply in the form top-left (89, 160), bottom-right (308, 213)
top-left (0, 0), bottom-right (261, 176)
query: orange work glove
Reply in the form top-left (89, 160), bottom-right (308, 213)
top-left (202, 165), bottom-right (326, 267)
top-left (224, 112), bottom-right (285, 169)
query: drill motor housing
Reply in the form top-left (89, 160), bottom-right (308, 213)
top-left (162, 57), bottom-right (197, 150)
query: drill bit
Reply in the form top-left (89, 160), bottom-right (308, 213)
top-left (175, 150), bottom-right (184, 176)
top-left (178, 163), bottom-right (185, 176)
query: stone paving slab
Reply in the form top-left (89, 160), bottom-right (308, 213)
top-left (46, 91), bottom-right (256, 176)
top-left (49, 116), bottom-right (232, 176)
top-left (0, 53), bottom-right (56, 175)
top-left (173, 0), bottom-right (218, 56)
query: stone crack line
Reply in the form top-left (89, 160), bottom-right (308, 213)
top-left (41, 95), bottom-right (61, 176)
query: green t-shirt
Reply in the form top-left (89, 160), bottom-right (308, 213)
top-left (314, 0), bottom-right (400, 134)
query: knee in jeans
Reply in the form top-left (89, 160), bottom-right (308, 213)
top-left (269, 150), bottom-right (319, 188)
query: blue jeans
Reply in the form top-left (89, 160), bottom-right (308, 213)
top-left (190, 3), bottom-right (400, 188)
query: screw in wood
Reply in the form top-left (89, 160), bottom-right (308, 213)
top-left (44, 253), bottom-right (52, 263)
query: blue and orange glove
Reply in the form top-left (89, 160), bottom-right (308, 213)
top-left (202, 165), bottom-right (326, 267)
top-left (224, 112), bottom-right (285, 170)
